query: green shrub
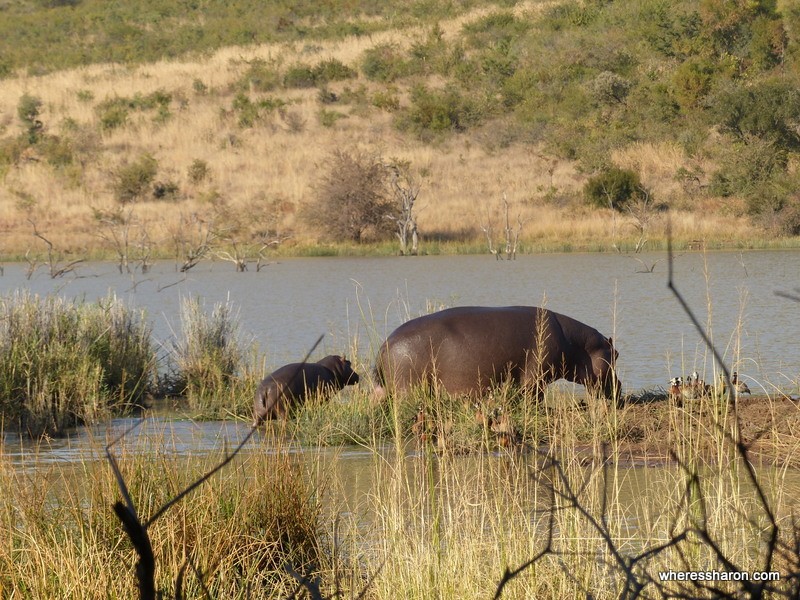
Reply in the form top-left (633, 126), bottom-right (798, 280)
top-left (97, 102), bottom-right (129, 131)
top-left (38, 134), bottom-right (73, 167)
top-left (361, 44), bottom-right (409, 82)
top-left (318, 109), bottom-right (347, 127)
top-left (588, 70), bottom-right (631, 104)
top-left (312, 57), bottom-right (356, 82)
top-left (17, 94), bottom-right (44, 144)
top-left (283, 64), bottom-right (318, 88)
top-left (709, 136), bottom-right (787, 202)
top-left (192, 78), bottom-right (208, 94)
top-left (95, 90), bottom-right (173, 131)
top-left (710, 80), bottom-right (800, 149)
top-left (372, 87), bottom-right (400, 111)
top-left (230, 93), bottom-right (283, 128)
top-left (584, 166), bottom-right (646, 211)
top-left (113, 153), bottom-right (158, 203)
top-left (396, 84), bottom-right (482, 139)
top-left (670, 57), bottom-right (715, 109)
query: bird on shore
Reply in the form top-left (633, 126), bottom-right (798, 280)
top-left (668, 376), bottom-right (683, 402)
top-left (682, 371), bottom-right (711, 401)
top-left (718, 372), bottom-right (751, 397)
top-left (732, 372), bottom-right (751, 395)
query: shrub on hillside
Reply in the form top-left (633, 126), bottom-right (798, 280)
top-left (584, 166), bottom-right (646, 211)
top-left (708, 135), bottom-right (787, 202)
top-left (18, 94), bottom-right (44, 144)
top-left (236, 58), bottom-right (281, 93)
top-left (113, 153), bottom-right (158, 204)
top-left (303, 149), bottom-right (394, 242)
top-left (396, 84), bottom-right (482, 139)
top-left (361, 44), bottom-right (410, 82)
top-left (710, 80), bottom-right (800, 150)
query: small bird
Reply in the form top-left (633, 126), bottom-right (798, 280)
top-left (719, 372), bottom-right (751, 397)
top-left (411, 405), bottom-right (432, 442)
top-left (668, 376), bottom-right (683, 401)
top-left (488, 406), bottom-right (522, 449)
top-left (732, 372), bottom-right (751, 395)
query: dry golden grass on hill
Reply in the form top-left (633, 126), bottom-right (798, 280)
top-left (0, 1), bottom-right (764, 259)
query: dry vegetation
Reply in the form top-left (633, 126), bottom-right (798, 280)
top-left (0, 1), bottom-right (771, 261)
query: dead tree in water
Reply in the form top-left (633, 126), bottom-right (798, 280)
top-left (481, 195), bottom-right (524, 260)
top-left (170, 211), bottom-right (217, 272)
top-left (27, 218), bottom-right (85, 278)
top-left (92, 206), bottom-right (153, 273)
top-left (386, 160), bottom-right (421, 255)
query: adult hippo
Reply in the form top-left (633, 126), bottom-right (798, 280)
top-left (374, 306), bottom-right (620, 403)
top-left (253, 355), bottom-right (360, 425)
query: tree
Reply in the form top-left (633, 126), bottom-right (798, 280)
top-left (386, 160), bottom-right (421, 255)
top-left (305, 149), bottom-right (394, 242)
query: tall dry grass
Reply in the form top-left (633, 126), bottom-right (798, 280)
top-left (0, 425), bottom-right (326, 598)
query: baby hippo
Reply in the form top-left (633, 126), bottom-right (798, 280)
top-left (253, 355), bottom-right (360, 425)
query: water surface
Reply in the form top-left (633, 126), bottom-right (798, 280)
top-left (1, 250), bottom-right (798, 392)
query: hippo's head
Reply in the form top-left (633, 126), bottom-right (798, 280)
top-left (317, 355), bottom-right (360, 388)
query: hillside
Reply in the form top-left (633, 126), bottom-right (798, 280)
top-left (0, 0), bottom-right (798, 263)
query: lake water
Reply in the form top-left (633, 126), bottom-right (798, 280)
top-left (1, 250), bottom-right (798, 394)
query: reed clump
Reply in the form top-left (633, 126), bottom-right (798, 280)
top-left (0, 291), bottom-right (155, 437)
top-left (165, 296), bottom-right (256, 417)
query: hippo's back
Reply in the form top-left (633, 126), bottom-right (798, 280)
top-left (376, 306), bottom-right (566, 394)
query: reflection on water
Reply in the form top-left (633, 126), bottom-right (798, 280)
top-left (0, 251), bottom-right (798, 391)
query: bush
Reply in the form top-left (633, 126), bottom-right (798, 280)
top-left (113, 153), bottom-right (158, 203)
top-left (188, 158), bottom-right (210, 184)
top-left (303, 149), bottom-right (394, 242)
top-left (318, 109), bottom-right (347, 127)
top-left (0, 292), bottom-right (155, 436)
top-left (230, 92), bottom-right (283, 127)
top-left (584, 166), bottom-right (646, 211)
top-left (312, 57), bottom-right (356, 83)
top-left (18, 94), bottom-right (44, 144)
top-left (283, 64), bottom-right (318, 88)
top-left (710, 80), bottom-right (800, 150)
top-left (396, 84), bottom-right (482, 139)
top-left (588, 70), bottom-right (631, 104)
top-left (361, 44), bottom-right (409, 82)
top-left (708, 136), bottom-right (787, 202)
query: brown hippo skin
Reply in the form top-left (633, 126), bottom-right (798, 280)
top-left (253, 355), bottom-right (360, 425)
top-left (374, 306), bottom-right (620, 403)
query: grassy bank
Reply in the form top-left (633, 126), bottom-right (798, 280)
top-left (3, 384), bottom-right (800, 598)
